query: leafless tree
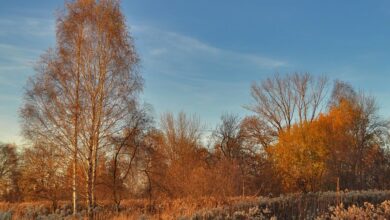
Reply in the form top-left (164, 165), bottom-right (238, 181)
top-left (105, 104), bottom-right (152, 211)
top-left (19, 142), bottom-right (67, 211)
top-left (212, 114), bottom-right (272, 196)
top-left (154, 112), bottom-right (208, 197)
top-left (240, 116), bottom-right (275, 150)
top-left (248, 72), bottom-right (329, 133)
top-left (160, 112), bottom-right (203, 163)
top-left (212, 114), bottom-right (243, 160)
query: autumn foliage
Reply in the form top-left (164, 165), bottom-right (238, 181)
top-left (0, 0), bottom-right (390, 219)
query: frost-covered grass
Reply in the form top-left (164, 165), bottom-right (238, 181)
top-left (0, 201), bottom-right (77, 219)
top-left (317, 200), bottom-right (390, 219)
top-left (0, 197), bottom-right (258, 219)
top-left (189, 190), bottom-right (390, 220)
top-left (1, 190), bottom-right (390, 219)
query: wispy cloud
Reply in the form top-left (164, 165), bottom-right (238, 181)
top-left (0, 16), bottom-right (53, 80)
top-left (0, 21), bottom-right (286, 144)
top-left (0, 17), bottom-right (55, 37)
top-left (129, 24), bottom-right (281, 127)
top-left (132, 25), bottom-right (286, 76)
top-left (0, 43), bottom-right (42, 88)
top-left (0, 43), bottom-right (40, 67)
top-left (0, 16), bottom-right (54, 145)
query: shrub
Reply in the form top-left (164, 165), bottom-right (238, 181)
top-left (317, 200), bottom-right (390, 219)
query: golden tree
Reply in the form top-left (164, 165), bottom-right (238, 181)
top-left (20, 0), bottom-right (141, 218)
top-left (269, 121), bottom-right (328, 192)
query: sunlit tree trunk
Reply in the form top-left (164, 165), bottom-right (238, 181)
top-left (72, 25), bottom-right (84, 217)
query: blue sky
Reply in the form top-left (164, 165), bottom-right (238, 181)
top-left (2, 0), bottom-right (390, 144)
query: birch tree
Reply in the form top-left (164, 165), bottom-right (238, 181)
top-left (20, 0), bottom-right (141, 218)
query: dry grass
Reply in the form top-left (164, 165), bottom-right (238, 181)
top-left (317, 200), bottom-right (390, 219)
top-left (0, 196), bottom-right (258, 219)
top-left (1, 191), bottom-right (390, 219)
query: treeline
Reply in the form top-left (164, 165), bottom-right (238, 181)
top-left (0, 0), bottom-right (390, 219)
top-left (2, 74), bottom-right (390, 214)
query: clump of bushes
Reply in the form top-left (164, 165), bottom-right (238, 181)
top-left (317, 200), bottom-right (390, 219)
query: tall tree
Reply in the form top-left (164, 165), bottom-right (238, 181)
top-left (248, 72), bottom-right (328, 133)
top-left (325, 81), bottom-right (390, 189)
top-left (20, 0), bottom-right (141, 218)
top-left (245, 73), bottom-right (330, 193)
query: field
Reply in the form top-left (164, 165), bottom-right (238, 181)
top-left (1, 190), bottom-right (390, 219)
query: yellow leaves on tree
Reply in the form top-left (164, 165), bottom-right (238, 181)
top-left (269, 121), bottom-right (327, 193)
top-left (269, 98), bottom-right (377, 193)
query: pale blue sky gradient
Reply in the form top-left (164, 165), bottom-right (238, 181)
top-left (1, 0), bottom-right (390, 144)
